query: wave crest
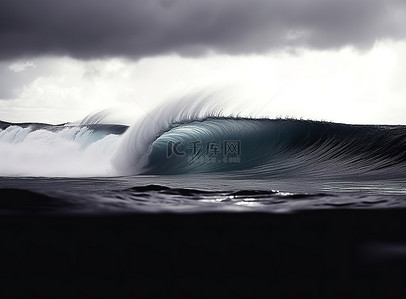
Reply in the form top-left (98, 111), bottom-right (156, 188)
top-left (111, 94), bottom-right (406, 178)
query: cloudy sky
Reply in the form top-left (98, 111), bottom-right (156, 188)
top-left (0, 0), bottom-right (405, 125)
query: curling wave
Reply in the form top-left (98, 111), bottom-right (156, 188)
top-left (110, 94), bottom-right (406, 178)
top-left (1, 95), bottom-right (406, 179)
top-left (140, 118), bottom-right (406, 179)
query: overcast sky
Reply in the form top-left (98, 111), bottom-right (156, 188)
top-left (1, 0), bottom-right (405, 124)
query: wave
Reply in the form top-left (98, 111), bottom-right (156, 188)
top-left (112, 92), bottom-right (230, 174)
top-left (111, 94), bottom-right (406, 179)
top-left (140, 118), bottom-right (406, 179)
top-left (1, 94), bottom-right (406, 179)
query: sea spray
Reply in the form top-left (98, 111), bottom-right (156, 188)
top-left (0, 123), bottom-right (126, 176)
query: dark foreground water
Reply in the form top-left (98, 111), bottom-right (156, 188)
top-left (1, 175), bottom-right (406, 214)
top-left (1, 175), bottom-right (406, 298)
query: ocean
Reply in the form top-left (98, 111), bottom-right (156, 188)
top-left (1, 114), bottom-right (406, 297)
top-left (1, 117), bottom-right (406, 214)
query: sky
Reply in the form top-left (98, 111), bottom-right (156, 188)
top-left (0, 0), bottom-right (405, 125)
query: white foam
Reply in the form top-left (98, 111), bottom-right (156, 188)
top-left (0, 126), bottom-right (121, 177)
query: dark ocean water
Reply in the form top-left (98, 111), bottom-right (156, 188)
top-left (2, 117), bottom-right (406, 298)
top-left (0, 117), bottom-right (406, 214)
top-left (1, 175), bottom-right (406, 214)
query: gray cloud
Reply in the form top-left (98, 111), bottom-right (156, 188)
top-left (0, 0), bottom-right (405, 60)
top-left (0, 62), bottom-right (36, 99)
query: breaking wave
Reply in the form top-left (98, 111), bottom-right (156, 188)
top-left (143, 118), bottom-right (406, 179)
top-left (1, 94), bottom-right (406, 179)
top-left (112, 95), bottom-right (406, 180)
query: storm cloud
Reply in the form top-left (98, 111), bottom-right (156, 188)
top-left (0, 0), bottom-right (405, 60)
